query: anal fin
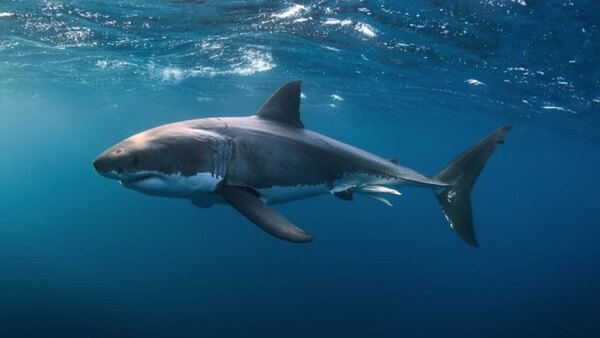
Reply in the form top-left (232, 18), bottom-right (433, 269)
top-left (221, 185), bottom-right (312, 243)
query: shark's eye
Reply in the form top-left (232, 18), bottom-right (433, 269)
top-left (114, 148), bottom-right (124, 155)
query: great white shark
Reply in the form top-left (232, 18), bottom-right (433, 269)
top-left (93, 80), bottom-right (511, 246)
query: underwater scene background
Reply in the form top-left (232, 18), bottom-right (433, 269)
top-left (0, 1), bottom-right (599, 337)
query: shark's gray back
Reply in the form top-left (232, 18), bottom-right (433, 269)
top-left (191, 116), bottom-right (435, 190)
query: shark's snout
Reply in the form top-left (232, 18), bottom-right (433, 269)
top-left (93, 146), bottom-right (126, 178)
top-left (93, 155), bottom-right (120, 180)
top-left (92, 155), bottom-right (106, 173)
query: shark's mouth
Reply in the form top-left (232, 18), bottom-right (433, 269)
top-left (120, 174), bottom-right (156, 185)
top-left (124, 176), bottom-right (152, 184)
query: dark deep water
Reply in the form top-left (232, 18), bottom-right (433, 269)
top-left (1, 1), bottom-right (599, 337)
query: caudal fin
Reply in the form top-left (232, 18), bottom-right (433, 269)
top-left (434, 126), bottom-right (512, 247)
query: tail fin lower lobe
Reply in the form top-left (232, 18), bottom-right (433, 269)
top-left (434, 126), bottom-right (512, 247)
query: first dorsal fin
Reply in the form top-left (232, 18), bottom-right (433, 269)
top-left (255, 80), bottom-right (304, 128)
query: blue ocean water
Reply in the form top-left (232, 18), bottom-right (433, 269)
top-left (1, 1), bottom-right (599, 337)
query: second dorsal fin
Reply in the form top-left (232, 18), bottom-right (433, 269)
top-left (255, 80), bottom-right (304, 128)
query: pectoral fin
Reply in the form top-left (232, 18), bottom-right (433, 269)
top-left (220, 185), bottom-right (313, 243)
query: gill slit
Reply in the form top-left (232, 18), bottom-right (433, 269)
top-left (211, 137), bottom-right (232, 179)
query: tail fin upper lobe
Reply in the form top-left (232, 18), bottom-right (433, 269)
top-left (434, 126), bottom-right (512, 247)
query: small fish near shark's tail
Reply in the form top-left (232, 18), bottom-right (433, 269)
top-left (433, 126), bottom-right (512, 247)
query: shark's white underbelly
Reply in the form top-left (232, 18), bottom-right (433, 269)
top-left (257, 174), bottom-right (403, 205)
top-left (258, 184), bottom-right (329, 204)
